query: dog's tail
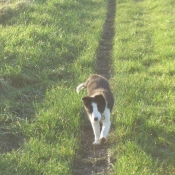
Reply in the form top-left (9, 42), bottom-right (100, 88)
top-left (76, 83), bottom-right (85, 93)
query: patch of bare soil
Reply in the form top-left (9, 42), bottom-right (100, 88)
top-left (73, 0), bottom-right (116, 174)
top-left (95, 0), bottom-right (116, 79)
top-left (73, 123), bottom-right (113, 175)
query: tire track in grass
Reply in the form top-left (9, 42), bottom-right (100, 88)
top-left (73, 0), bottom-right (116, 174)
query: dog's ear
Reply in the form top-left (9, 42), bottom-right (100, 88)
top-left (82, 96), bottom-right (92, 105)
top-left (94, 94), bottom-right (106, 113)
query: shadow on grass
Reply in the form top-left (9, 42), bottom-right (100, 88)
top-left (0, 1), bottom-right (32, 24)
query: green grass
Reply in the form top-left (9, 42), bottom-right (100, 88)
top-left (0, 0), bottom-right (107, 174)
top-left (1, 0), bottom-right (175, 174)
top-left (110, 0), bottom-right (175, 174)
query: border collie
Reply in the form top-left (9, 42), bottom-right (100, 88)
top-left (76, 74), bottom-right (114, 144)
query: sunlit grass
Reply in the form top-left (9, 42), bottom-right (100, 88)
top-left (1, 0), bottom-right (175, 174)
top-left (0, 0), bottom-right (107, 174)
top-left (110, 0), bottom-right (175, 174)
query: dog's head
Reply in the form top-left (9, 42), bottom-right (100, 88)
top-left (82, 94), bottom-right (106, 121)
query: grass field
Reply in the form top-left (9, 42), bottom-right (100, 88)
top-left (110, 0), bottom-right (175, 174)
top-left (0, 0), bottom-right (107, 174)
top-left (0, 0), bottom-right (175, 174)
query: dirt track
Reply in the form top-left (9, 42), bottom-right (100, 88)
top-left (73, 0), bottom-right (116, 174)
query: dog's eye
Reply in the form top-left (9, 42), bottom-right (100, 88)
top-left (97, 103), bottom-right (105, 114)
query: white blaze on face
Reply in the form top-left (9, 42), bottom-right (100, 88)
top-left (90, 102), bottom-right (101, 121)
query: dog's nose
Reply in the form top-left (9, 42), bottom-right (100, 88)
top-left (94, 117), bottom-right (98, 121)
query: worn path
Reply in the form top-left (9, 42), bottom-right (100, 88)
top-left (73, 0), bottom-right (116, 174)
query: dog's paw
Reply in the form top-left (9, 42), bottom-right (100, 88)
top-left (93, 140), bottom-right (101, 145)
top-left (100, 137), bottom-right (106, 144)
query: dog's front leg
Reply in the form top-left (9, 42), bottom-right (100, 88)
top-left (91, 121), bottom-right (100, 144)
top-left (100, 108), bottom-right (111, 142)
top-left (100, 120), bottom-right (111, 142)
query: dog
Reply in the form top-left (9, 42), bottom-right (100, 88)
top-left (76, 74), bottom-right (114, 144)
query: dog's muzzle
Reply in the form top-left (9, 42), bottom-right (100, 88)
top-left (94, 117), bottom-right (98, 121)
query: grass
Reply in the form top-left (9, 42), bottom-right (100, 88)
top-left (1, 0), bottom-right (175, 174)
top-left (110, 0), bottom-right (175, 174)
top-left (0, 0), bottom-right (107, 174)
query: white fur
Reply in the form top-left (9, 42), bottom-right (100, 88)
top-left (90, 102), bottom-right (111, 144)
top-left (100, 108), bottom-right (111, 139)
top-left (76, 83), bottom-right (84, 93)
top-left (90, 102), bottom-right (101, 121)
top-left (91, 120), bottom-right (101, 144)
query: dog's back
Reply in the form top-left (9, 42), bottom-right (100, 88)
top-left (84, 74), bottom-right (114, 112)
top-left (84, 74), bottom-right (109, 95)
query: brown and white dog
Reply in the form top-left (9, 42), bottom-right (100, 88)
top-left (76, 74), bottom-right (114, 144)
